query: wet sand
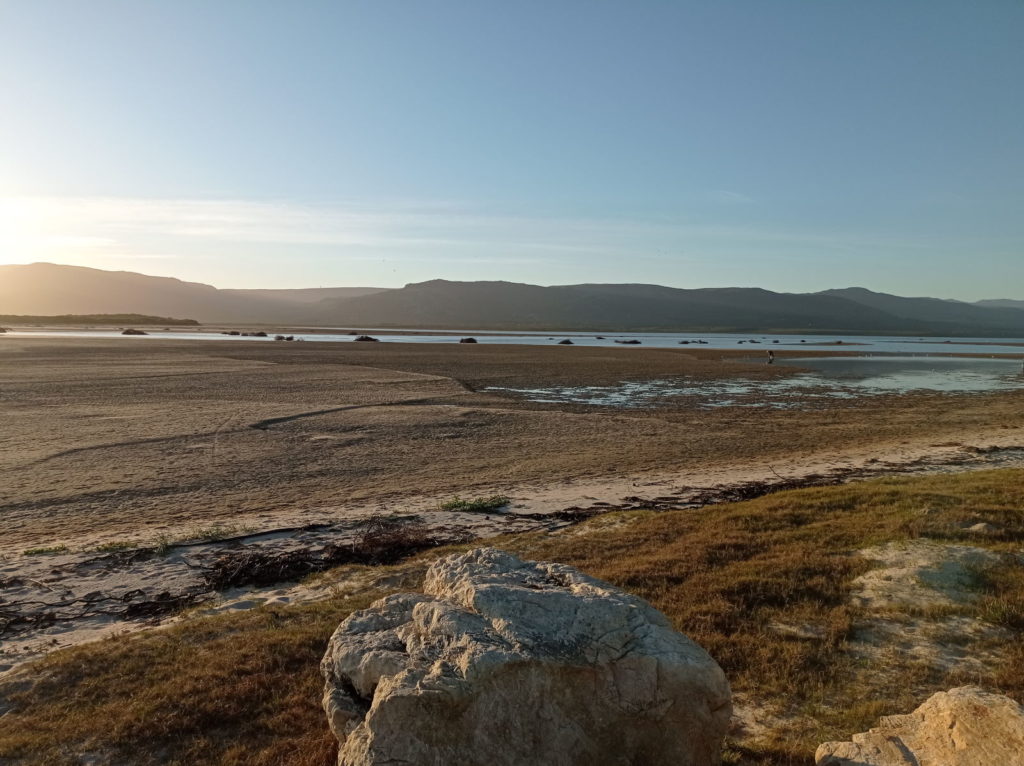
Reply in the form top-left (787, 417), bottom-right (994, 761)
top-left (3, 336), bottom-right (1024, 555)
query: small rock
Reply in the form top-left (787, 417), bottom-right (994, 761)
top-left (816, 686), bottom-right (1024, 765)
top-left (965, 522), bottom-right (1000, 536)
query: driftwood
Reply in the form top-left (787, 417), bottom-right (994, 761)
top-left (202, 517), bottom-right (469, 591)
top-left (0, 589), bottom-right (207, 639)
top-left (0, 518), bottom-right (472, 641)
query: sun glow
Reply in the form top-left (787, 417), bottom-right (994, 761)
top-left (0, 198), bottom-right (49, 262)
top-left (0, 197), bottom-right (118, 267)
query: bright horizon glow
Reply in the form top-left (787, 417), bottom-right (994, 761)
top-left (2, 2), bottom-right (1022, 299)
top-left (1, 195), bottom-right (1019, 299)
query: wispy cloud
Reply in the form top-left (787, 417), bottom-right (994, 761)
top-left (0, 194), bottom-right (962, 275)
top-left (0, 195), bottom-right (690, 259)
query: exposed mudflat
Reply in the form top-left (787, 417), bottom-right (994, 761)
top-left (3, 336), bottom-right (1024, 673)
top-left (4, 337), bottom-right (1024, 551)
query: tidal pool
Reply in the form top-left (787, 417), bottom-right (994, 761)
top-left (774, 356), bottom-right (1024, 393)
top-left (486, 356), bottom-right (1024, 409)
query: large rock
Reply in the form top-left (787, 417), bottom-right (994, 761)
top-left (321, 547), bottom-right (731, 766)
top-left (816, 686), bottom-right (1024, 765)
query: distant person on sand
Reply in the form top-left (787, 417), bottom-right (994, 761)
top-left (767, 350), bottom-right (775, 364)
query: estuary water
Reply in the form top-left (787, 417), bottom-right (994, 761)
top-left (484, 356), bottom-right (1024, 409)
top-left (5, 327), bottom-right (1024, 356)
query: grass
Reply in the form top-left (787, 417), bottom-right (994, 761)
top-left (92, 540), bottom-right (137, 553)
top-left (436, 494), bottom-right (511, 512)
top-left (0, 598), bottom-right (373, 766)
top-left (21, 544), bottom-right (68, 556)
top-left (975, 562), bottom-right (1024, 631)
top-left (1, 469), bottom-right (1023, 765)
top-left (154, 524), bottom-right (257, 554)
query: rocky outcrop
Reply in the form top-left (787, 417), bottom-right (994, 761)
top-left (321, 547), bottom-right (731, 766)
top-left (816, 686), bottom-right (1024, 765)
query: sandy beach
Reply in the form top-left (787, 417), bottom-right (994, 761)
top-left (3, 335), bottom-right (1024, 555)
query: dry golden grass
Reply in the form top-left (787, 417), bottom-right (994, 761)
top-left (0, 598), bottom-right (377, 766)
top-left (2, 469), bottom-right (1023, 765)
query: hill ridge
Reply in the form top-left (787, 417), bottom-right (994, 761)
top-left (3, 263), bottom-right (1023, 335)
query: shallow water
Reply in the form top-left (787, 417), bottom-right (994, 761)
top-left (6, 328), bottom-right (1024, 356)
top-left (486, 356), bottom-right (1024, 409)
top-left (776, 356), bottom-right (1024, 393)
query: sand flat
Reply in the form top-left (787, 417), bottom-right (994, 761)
top-left (2, 336), bottom-right (1024, 553)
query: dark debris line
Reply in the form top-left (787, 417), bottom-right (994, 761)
top-left (202, 517), bottom-right (467, 590)
top-left (0, 589), bottom-right (207, 640)
top-left (0, 518), bottom-right (470, 642)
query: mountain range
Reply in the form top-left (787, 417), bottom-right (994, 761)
top-left (2, 262), bottom-right (1023, 336)
top-left (0, 263), bottom-right (382, 324)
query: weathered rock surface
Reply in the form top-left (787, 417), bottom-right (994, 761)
top-left (321, 547), bottom-right (731, 766)
top-left (816, 686), bottom-right (1024, 765)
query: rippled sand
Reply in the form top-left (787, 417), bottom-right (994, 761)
top-left (3, 336), bottom-right (1024, 553)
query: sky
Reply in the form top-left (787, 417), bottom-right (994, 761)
top-left (1, 1), bottom-right (1022, 298)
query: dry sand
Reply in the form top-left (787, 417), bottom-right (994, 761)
top-left (3, 335), bottom-right (1024, 673)
top-left (3, 336), bottom-right (1024, 553)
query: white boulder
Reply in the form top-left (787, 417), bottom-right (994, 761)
top-left (322, 547), bottom-right (731, 766)
top-left (816, 686), bottom-right (1024, 765)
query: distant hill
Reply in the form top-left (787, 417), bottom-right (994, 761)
top-left (311, 279), bottom-right (1004, 334)
top-left (819, 288), bottom-right (1024, 336)
top-left (4, 263), bottom-right (1023, 335)
top-left (977, 299), bottom-right (1024, 311)
top-left (0, 314), bottom-right (199, 326)
top-left (0, 263), bottom-right (387, 324)
top-left (221, 287), bottom-right (389, 303)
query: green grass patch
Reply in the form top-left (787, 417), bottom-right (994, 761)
top-left (92, 540), bottom-right (137, 553)
top-left (437, 494), bottom-right (511, 512)
top-left (21, 544), bottom-right (68, 556)
top-left (153, 524), bottom-right (256, 554)
top-left (434, 493), bottom-right (509, 512)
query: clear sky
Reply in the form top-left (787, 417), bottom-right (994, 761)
top-left (1, 1), bottom-right (1022, 298)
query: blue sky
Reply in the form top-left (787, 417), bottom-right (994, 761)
top-left (1, 1), bottom-right (1022, 298)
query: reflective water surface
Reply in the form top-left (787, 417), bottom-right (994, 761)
top-left (486, 356), bottom-right (1024, 409)
top-left (5, 328), bottom-right (1024, 356)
